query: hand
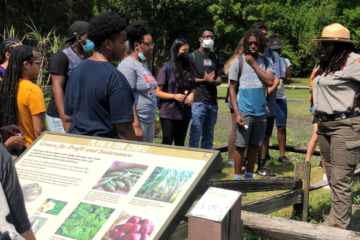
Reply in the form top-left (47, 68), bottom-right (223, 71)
top-left (266, 106), bottom-right (270, 115)
top-left (235, 114), bottom-right (245, 127)
top-left (4, 136), bottom-right (25, 152)
top-left (133, 126), bottom-right (143, 142)
top-left (174, 94), bottom-right (186, 102)
top-left (309, 86), bottom-right (313, 94)
top-left (245, 54), bottom-right (257, 68)
top-left (204, 71), bottom-right (215, 82)
top-left (184, 93), bottom-right (194, 106)
top-left (0, 125), bottom-right (23, 138)
top-left (155, 121), bottom-right (161, 135)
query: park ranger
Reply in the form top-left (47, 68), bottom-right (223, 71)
top-left (313, 23), bottom-right (360, 230)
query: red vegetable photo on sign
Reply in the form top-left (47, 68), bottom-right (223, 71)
top-left (102, 211), bottom-right (160, 240)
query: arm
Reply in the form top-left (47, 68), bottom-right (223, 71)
top-left (156, 85), bottom-right (186, 101)
top-left (209, 76), bottom-right (222, 86)
top-left (63, 115), bottom-right (73, 133)
top-left (114, 123), bottom-right (136, 140)
top-left (32, 112), bottom-right (47, 139)
top-left (132, 104), bottom-right (143, 141)
top-left (245, 55), bottom-right (274, 87)
top-left (21, 229), bottom-right (36, 240)
top-left (282, 66), bottom-right (291, 84)
top-left (229, 80), bottom-right (244, 127)
top-left (52, 74), bottom-right (67, 126)
top-left (268, 78), bottom-right (280, 94)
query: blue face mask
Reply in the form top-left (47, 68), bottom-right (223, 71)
top-left (81, 37), bottom-right (94, 51)
top-left (138, 43), bottom-right (147, 61)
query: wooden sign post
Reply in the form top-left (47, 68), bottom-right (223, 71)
top-left (188, 187), bottom-right (243, 240)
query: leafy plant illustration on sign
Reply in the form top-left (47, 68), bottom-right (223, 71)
top-left (135, 167), bottom-right (194, 203)
top-left (56, 203), bottom-right (114, 240)
top-left (37, 198), bottom-right (67, 215)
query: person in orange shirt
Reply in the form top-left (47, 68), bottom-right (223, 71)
top-left (0, 45), bottom-right (47, 150)
top-left (305, 66), bottom-right (329, 187)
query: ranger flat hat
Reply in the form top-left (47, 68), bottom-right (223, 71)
top-left (313, 23), bottom-right (358, 44)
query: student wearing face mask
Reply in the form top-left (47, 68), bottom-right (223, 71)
top-left (47, 21), bottom-right (94, 133)
top-left (118, 21), bottom-right (160, 143)
top-left (156, 38), bottom-right (196, 146)
top-left (188, 26), bottom-right (222, 150)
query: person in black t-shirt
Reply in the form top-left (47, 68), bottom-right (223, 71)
top-left (188, 26), bottom-right (222, 149)
top-left (64, 12), bottom-right (136, 140)
top-left (47, 21), bottom-right (94, 133)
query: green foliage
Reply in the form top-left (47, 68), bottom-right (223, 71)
top-left (135, 167), bottom-right (194, 202)
top-left (3, 0), bottom-right (360, 79)
top-left (56, 203), bottom-right (114, 240)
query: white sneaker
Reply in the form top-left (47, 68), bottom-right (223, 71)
top-left (227, 159), bottom-right (235, 167)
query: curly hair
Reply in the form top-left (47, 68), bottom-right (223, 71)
top-left (126, 21), bottom-right (151, 52)
top-left (243, 29), bottom-right (267, 55)
top-left (197, 26), bottom-right (215, 39)
top-left (318, 42), bottom-right (356, 76)
top-left (252, 22), bottom-right (269, 31)
top-left (88, 12), bottom-right (127, 48)
top-left (224, 38), bottom-right (244, 75)
top-left (0, 37), bottom-right (21, 64)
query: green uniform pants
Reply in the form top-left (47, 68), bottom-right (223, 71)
top-left (317, 117), bottom-right (360, 230)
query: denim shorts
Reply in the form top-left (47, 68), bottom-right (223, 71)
top-left (276, 98), bottom-right (288, 126)
top-left (235, 110), bottom-right (267, 148)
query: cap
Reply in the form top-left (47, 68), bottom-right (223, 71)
top-left (268, 36), bottom-right (284, 50)
top-left (65, 21), bottom-right (89, 43)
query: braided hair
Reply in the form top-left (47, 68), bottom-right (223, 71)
top-left (243, 29), bottom-right (267, 55)
top-left (0, 37), bottom-right (21, 64)
top-left (319, 42), bottom-right (356, 76)
top-left (0, 46), bottom-right (36, 126)
top-left (224, 38), bottom-right (244, 75)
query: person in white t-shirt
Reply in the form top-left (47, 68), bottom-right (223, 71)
top-left (268, 34), bottom-right (291, 160)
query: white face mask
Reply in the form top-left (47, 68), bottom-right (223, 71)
top-left (201, 38), bottom-right (214, 49)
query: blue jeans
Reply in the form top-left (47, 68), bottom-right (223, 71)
top-left (46, 115), bottom-right (65, 133)
top-left (189, 102), bottom-right (218, 149)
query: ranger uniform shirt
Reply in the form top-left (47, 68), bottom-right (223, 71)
top-left (313, 52), bottom-right (360, 115)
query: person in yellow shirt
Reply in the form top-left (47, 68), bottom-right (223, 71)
top-left (0, 45), bottom-right (47, 150)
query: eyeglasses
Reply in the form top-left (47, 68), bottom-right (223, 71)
top-left (318, 41), bottom-right (333, 48)
top-left (141, 42), bottom-right (155, 48)
top-left (201, 35), bottom-right (215, 40)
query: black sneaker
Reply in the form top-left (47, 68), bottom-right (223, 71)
top-left (265, 155), bottom-right (271, 162)
top-left (256, 167), bottom-right (277, 178)
top-left (318, 161), bottom-right (323, 168)
top-left (279, 156), bottom-right (292, 165)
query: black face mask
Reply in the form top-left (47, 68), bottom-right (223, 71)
top-left (178, 52), bottom-right (189, 66)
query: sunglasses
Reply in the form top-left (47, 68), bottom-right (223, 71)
top-left (318, 41), bottom-right (334, 48)
top-left (141, 42), bottom-right (155, 48)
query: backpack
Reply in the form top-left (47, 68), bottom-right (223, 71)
top-left (156, 62), bottom-right (174, 109)
top-left (225, 55), bottom-right (270, 102)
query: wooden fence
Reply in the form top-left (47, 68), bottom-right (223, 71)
top-left (168, 144), bottom-right (360, 240)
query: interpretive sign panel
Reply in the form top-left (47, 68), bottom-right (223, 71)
top-left (15, 132), bottom-right (222, 240)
